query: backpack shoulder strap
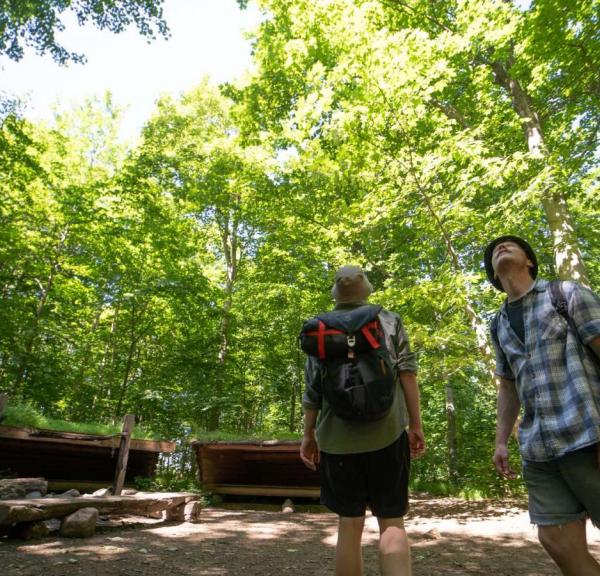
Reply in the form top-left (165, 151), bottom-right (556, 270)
top-left (548, 279), bottom-right (570, 323)
top-left (377, 309), bottom-right (398, 362)
top-left (547, 280), bottom-right (600, 370)
top-left (490, 312), bottom-right (501, 350)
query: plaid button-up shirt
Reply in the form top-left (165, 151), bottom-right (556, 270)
top-left (493, 279), bottom-right (600, 462)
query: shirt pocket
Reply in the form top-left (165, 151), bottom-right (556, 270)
top-left (540, 311), bottom-right (568, 340)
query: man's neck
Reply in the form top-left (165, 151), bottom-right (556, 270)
top-left (500, 272), bottom-right (535, 302)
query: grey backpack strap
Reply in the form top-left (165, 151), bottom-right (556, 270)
top-left (490, 312), bottom-right (501, 350)
top-left (549, 280), bottom-right (600, 370)
top-left (377, 309), bottom-right (399, 365)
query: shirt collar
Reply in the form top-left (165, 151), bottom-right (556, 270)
top-left (334, 300), bottom-right (368, 310)
top-left (500, 278), bottom-right (546, 313)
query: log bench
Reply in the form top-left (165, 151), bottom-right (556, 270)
top-left (0, 492), bottom-right (199, 526)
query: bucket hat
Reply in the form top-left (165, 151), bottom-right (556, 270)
top-left (332, 265), bottom-right (373, 303)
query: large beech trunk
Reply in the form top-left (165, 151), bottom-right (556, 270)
top-left (491, 59), bottom-right (589, 286)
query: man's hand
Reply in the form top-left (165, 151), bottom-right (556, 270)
top-left (408, 426), bottom-right (426, 459)
top-left (493, 443), bottom-right (517, 479)
top-left (300, 434), bottom-right (320, 471)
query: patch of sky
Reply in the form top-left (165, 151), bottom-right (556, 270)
top-left (0, 0), bottom-right (263, 144)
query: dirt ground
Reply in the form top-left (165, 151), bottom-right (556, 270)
top-left (2, 494), bottom-right (600, 576)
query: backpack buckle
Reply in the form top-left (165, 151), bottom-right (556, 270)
top-left (347, 335), bottom-right (356, 359)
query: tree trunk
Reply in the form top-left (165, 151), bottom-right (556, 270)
top-left (490, 59), bottom-right (589, 286)
top-left (14, 229), bottom-right (68, 395)
top-left (94, 302), bottom-right (120, 415)
top-left (391, 164), bottom-right (499, 384)
top-left (207, 209), bottom-right (242, 431)
top-left (114, 299), bottom-right (147, 419)
top-left (446, 380), bottom-right (459, 484)
top-left (378, 87), bottom-right (500, 386)
top-left (290, 345), bottom-right (303, 432)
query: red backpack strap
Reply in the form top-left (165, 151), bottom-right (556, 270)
top-left (360, 320), bottom-right (381, 349)
top-left (304, 321), bottom-right (344, 359)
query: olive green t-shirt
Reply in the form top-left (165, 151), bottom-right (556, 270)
top-left (302, 303), bottom-right (417, 455)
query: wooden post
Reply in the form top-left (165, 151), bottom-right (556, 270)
top-left (0, 394), bottom-right (8, 422)
top-left (112, 414), bottom-right (135, 496)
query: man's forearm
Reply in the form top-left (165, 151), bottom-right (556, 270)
top-left (303, 408), bottom-right (318, 437)
top-left (399, 371), bottom-right (422, 429)
top-left (496, 377), bottom-right (520, 446)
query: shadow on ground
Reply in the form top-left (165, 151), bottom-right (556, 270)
top-left (409, 493), bottom-right (527, 522)
top-left (1, 502), bottom-right (598, 576)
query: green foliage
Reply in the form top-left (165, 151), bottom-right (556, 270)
top-left (0, 0), bottom-right (169, 63)
top-left (1, 0), bottom-right (598, 498)
top-left (134, 471), bottom-right (204, 496)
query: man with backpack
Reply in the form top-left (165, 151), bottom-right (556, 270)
top-left (300, 265), bottom-right (425, 576)
top-left (485, 235), bottom-right (600, 575)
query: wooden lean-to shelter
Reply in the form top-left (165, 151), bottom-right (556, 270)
top-left (0, 424), bottom-right (175, 491)
top-left (192, 440), bottom-right (320, 498)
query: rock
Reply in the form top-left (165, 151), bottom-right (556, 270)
top-left (147, 510), bottom-right (164, 519)
top-left (0, 478), bottom-right (47, 499)
top-left (25, 491), bottom-right (43, 499)
top-left (122, 489), bottom-right (138, 495)
top-left (60, 489), bottom-right (80, 498)
top-left (184, 501), bottom-right (202, 523)
top-left (165, 503), bottom-right (185, 522)
top-left (60, 508), bottom-right (99, 538)
top-left (44, 519), bottom-right (61, 533)
top-left (11, 520), bottom-right (51, 540)
top-left (282, 498), bottom-right (294, 513)
top-left (422, 528), bottom-right (442, 540)
top-left (0, 490), bottom-right (20, 500)
top-left (92, 488), bottom-right (112, 497)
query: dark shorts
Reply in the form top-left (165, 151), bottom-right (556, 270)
top-left (319, 432), bottom-right (410, 518)
top-left (523, 443), bottom-right (600, 527)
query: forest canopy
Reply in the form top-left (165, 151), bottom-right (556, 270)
top-left (1, 0), bottom-right (598, 496)
top-left (0, 0), bottom-right (169, 63)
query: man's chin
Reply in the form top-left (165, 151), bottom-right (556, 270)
top-left (492, 255), bottom-right (513, 272)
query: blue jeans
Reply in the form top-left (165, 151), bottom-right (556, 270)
top-left (523, 443), bottom-right (600, 527)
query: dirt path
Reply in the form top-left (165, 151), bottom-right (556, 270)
top-left (2, 495), bottom-right (599, 575)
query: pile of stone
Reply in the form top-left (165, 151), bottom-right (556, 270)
top-left (0, 478), bottom-right (201, 540)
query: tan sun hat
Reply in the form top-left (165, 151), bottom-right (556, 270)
top-left (331, 265), bottom-right (373, 303)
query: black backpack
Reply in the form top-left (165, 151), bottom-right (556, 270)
top-left (299, 304), bottom-right (395, 421)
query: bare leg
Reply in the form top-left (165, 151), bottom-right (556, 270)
top-left (538, 519), bottom-right (600, 576)
top-left (336, 516), bottom-right (365, 576)
top-left (377, 517), bottom-right (411, 576)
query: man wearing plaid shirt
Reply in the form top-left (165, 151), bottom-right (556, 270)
top-left (485, 235), bottom-right (600, 576)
